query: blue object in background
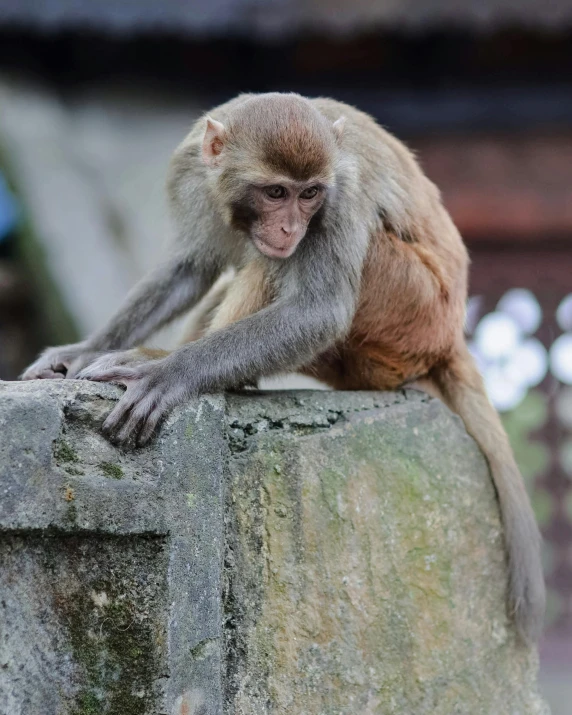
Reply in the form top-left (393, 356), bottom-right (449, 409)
top-left (0, 171), bottom-right (19, 242)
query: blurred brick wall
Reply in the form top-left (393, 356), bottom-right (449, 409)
top-left (418, 133), bottom-right (572, 240)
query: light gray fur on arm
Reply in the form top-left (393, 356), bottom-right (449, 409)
top-left (21, 249), bottom-right (220, 381)
top-left (86, 252), bottom-right (220, 352)
top-left (22, 179), bottom-right (224, 381)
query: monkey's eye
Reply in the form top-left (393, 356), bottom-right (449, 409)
top-left (299, 186), bottom-right (319, 200)
top-left (264, 185), bottom-right (287, 200)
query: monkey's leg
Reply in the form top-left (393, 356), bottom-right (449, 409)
top-left (299, 349), bottom-right (350, 389)
top-left (429, 345), bottom-right (545, 644)
top-left (178, 269), bottom-right (235, 345)
top-left (407, 377), bottom-right (444, 400)
top-left (201, 259), bottom-right (273, 390)
top-left (205, 257), bottom-right (272, 335)
top-left (301, 344), bottom-right (424, 392)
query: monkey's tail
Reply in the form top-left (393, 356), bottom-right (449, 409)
top-left (430, 345), bottom-right (545, 644)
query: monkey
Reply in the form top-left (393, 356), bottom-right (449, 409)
top-left (21, 92), bottom-right (545, 643)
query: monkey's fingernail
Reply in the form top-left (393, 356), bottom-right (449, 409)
top-left (105, 426), bottom-right (119, 441)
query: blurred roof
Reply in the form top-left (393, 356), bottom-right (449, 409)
top-left (1, 0), bottom-right (572, 36)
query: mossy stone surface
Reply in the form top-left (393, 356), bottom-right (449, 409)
top-left (224, 391), bottom-right (549, 714)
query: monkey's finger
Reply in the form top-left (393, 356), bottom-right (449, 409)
top-left (102, 390), bottom-right (140, 436)
top-left (114, 397), bottom-right (157, 446)
top-left (20, 367), bottom-right (39, 380)
top-left (66, 357), bottom-right (93, 380)
top-left (39, 369), bottom-right (66, 379)
top-left (77, 365), bottom-right (138, 384)
top-left (21, 363), bottom-right (66, 380)
top-left (137, 406), bottom-right (165, 447)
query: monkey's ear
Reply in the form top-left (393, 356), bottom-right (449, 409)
top-left (332, 116), bottom-right (346, 143)
top-left (202, 116), bottom-right (226, 167)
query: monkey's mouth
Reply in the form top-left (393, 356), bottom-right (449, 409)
top-left (253, 237), bottom-right (297, 259)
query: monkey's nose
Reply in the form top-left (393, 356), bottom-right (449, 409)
top-left (280, 226), bottom-right (293, 237)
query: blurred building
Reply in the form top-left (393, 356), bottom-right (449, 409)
top-left (0, 0), bottom-right (571, 710)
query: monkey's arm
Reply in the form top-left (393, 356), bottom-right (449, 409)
top-left (77, 222), bottom-right (367, 445)
top-left (81, 294), bottom-right (353, 446)
top-left (86, 253), bottom-right (219, 352)
top-left (21, 252), bottom-right (219, 380)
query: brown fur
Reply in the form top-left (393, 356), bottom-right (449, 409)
top-left (136, 347), bottom-right (171, 360)
top-left (228, 94), bottom-right (337, 181)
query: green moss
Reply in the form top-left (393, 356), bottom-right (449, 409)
top-left (35, 533), bottom-right (167, 715)
top-left (64, 503), bottom-right (78, 527)
top-left (99, 462), bottom-right (124, 480)
top-left (186, 492), bottom-right (196, 508)
top-left (54, 440), bottom-right (79, 464)
top-left (71, 691), bottom-right (102, 715)
top-left (189, 637), bottom-right (216, 661)
top-left (61, 574), bottom-right (158, 714)
top-left (320, 467), bottom-right (348, 519)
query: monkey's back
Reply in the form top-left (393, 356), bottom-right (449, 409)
top-left (308, 97), bottom-right (470, 389)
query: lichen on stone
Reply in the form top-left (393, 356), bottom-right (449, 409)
top-left (54, 439), bottom-right (79, 464)
top-left (99, 462), bottom-right (124, 480)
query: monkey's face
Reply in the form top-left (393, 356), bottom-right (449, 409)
top-left (201, 100), bottom-right (340, 259)
top-left (247, 182), bottom-right (326, 259)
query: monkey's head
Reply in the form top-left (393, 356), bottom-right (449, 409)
top-left (202, 93), bottom-right (345, 259)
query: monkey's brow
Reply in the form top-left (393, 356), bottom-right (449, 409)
top-left (251, 178), bottom-right (329, 190)
top-left (240, 167), bottom-right (334, 187)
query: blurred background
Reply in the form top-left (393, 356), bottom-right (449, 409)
top-left (0, 1), bottom-right (571, 710)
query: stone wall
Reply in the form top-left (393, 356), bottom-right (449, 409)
top-left (0, 381), bottom-right (549, 714)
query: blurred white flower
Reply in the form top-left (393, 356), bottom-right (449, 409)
top-left (483, 364), bottom-right (528, 413)
top-left (550, 334), bottom-right (572, 385)
top-left (497, 288), bottom-right (542, 334)
top-left (508, 339), bottom-right (548, 387)
top-left (556, 294), bottom-right (572, 332)
top-left (473, 311), bottom-right (521, 360)
top-left (468, 288), bottom-right (548, 412)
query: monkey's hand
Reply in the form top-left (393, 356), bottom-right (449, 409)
top-left (21, 342), bottom-right (96, 380)
top-left (76, 351), bottom-right (187, 447)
